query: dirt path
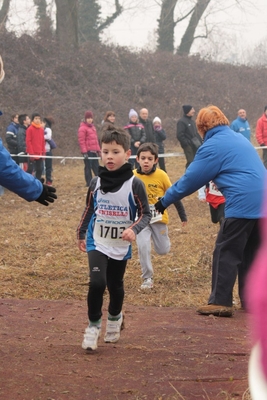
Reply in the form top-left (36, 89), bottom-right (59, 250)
top-left (0, 299), bottom-right (250, 399)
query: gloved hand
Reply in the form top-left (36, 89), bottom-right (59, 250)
top-left (154, 199), bottom-right (166, 214)
top-left (261, 144), bottom-right (266, 147)
top-left (83, 153), bottom-right (89, 159)
top-left (35, 184), bottom-right (57, 206)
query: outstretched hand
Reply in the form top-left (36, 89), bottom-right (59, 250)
top-left (154, 199), bottom-right (166, 215)
top-left (35, 184), bottom-right (57, 206)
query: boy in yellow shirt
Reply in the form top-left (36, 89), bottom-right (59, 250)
top-left (134, 143), bottom-right (187, 289)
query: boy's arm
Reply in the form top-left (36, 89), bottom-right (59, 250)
top-left (173, 200), bottom-right (187, 222)
top-left (131, 177), bottom-right (151, 235)
top-left (76, 177), bottom-right (97, 240)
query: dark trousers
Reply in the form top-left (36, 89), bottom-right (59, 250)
top-left (262, 148), bottom-right (267, 169)
top-left (129, 145), bottom-right (139, 168)
top-left (183, 146), bottom-right (197, 169)
top-left (208, 218), bottom-right (260, 308)
top-left (84, 152), bottom-right (99, 186)
top-left (87, 250), bottom-right (127, 322)
top-left (27, 159), bottom-right (43, 181)
top-left (45, 151), bottom-right (53, 183)
top-left (158, 154), bottom-right (166, 172)
top-left (11, 155), bottom-right (19, 165)
top-left (209, 203), bottom-right (225, 225)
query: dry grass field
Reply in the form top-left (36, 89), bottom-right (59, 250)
top-left (0, 147), bottom-right (241, 310)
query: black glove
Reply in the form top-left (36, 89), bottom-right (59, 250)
top-left (261, 144), bottom-right (265, 147)
top-left (83, 153), bottom-right (89, 159)
top-left (154, 199), bottom-right (166, 214)
top-left (35, 184), bottom-right (57, 206)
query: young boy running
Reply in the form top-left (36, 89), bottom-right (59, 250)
top-left (77, 126), bottom-right (151, 351)
top-left (134, 143), bottom-right (187, 290)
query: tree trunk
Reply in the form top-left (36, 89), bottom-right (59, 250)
top-left (55, 0), bottom-right (78, 50)
top-left (157, 0), bottom-right (177, 52)
top-left (177, 0), bottom-right (210, 55)
top-left (34, 0), bottom-right (53, 37)
top-left (0, 0), bottom-right (10, 30)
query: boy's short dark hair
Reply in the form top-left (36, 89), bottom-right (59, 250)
top-left (137, 142), bottom-right (159, 159)
top-left (100, 126), bottom-right (131, 151)
top-left (18, 114), bottom-right (28, 125)
top-left (31, 112), bottom-right (41, 120)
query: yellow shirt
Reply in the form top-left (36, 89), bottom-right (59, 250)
top-left (133, 168), bottom-right (172, 224)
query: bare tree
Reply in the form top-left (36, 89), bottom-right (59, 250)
top-left (157, 0), bottom-right (197, 52)
top-left (34, 0), bottom-right (54, 37)
top-left (177, 0), bottom-right (211, 55)
top-left (0, 0), bottom-right (10, 30)
top-left (79, 0), bottom-right (123, 43)
top-left (55, 0), bottom-right (78, 50)
top-left (155, 0), bottom-right (256, 56)
top-left (157, 0), bottom-right (177, 52)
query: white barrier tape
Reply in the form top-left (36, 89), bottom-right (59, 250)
top-left (12, 152), bottom-right (185, 160)
top-left (11, 147), bottom-right (266, 160)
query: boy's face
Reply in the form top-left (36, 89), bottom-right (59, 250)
top-left (136, 151), bottom-right (158, 174)
top-left (130, 116), bottom-right (138, 123)
top-left (153, 122), bottom-right (161, 128)
top-left (33, 116), bottom-right (41, 124)
top-left (108, 115), bottom-right (115, 123)
top-left (25, 116), bottom-right (31, 126)
top-left (101, 141), bottom-right (131, 171)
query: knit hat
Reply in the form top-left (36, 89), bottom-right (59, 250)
top-left (129, 109), bottom-right (138, 119)
top-left (85, 110), bottom-right (93, 119)
top-left (153, 116), bottom-right (161, 124)
top-left (264, 106), bottom-right (267, 112)
top-left (182, 105), bottom-right (193, 115)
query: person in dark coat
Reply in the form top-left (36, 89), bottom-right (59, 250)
top-left (6, 113), bottom-right (19, 164)
top-left (124, 109), bottom-right (146, 168)
top-left (153, 116), bottom-right (167, 172)
top-left (139, 108), bottom-right (155, 143)
top-left (17, 114), bottom-right (31, 168)
top-left (176, 105), bottom-right (202, 169)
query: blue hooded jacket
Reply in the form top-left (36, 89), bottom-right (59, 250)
top-left (161, 125), bottom-right (266, 219)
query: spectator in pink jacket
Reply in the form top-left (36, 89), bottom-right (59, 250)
top-left (256, 106), bottom-right (267, 168)
top-left (78, 111), bottom-right (100, 186)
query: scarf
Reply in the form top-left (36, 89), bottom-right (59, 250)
top-left (136, 164), bottom-right (157, 175)
top-left (98, 162), bottom-right (133, 193)
top-left (32, 122), bottom-right (41, 128)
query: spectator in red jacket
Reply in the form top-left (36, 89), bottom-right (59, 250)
top-left (256, 106), bottom-right (267, 168)
top-left (78, 110), bottom-right (100, 186)
top-left (26, 113), bottom-right (46, 181)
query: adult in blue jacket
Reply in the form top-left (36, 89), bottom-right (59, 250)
top-left (155, 105), bottom-right (266, 317)
top-left (0, 138), bottom-right (57, 205)
top-left (230, 108), bottom-right (251, 141)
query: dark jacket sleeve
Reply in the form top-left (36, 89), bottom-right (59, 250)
top-left (176, 120), bottom-right (188, 148)
top-left (5, 133), bottom-right (18, 151)
top-left (155, 128), bottom-right (167, 142)
top-left (139, 127), bottom-right (146, 144)
top-left (17, 128), bottom-right (26, 153)
top-left (76, 177), bottom-right (97, 240)
top-left (173, 200), bottom-right (187, 222)
top-left (130, 177), bottom-right (151, 235)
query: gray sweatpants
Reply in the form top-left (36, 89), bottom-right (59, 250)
top-left (136, 223), bottom-right (170, 280)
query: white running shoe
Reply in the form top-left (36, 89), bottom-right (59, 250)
top-left (82, 326), bottom-right (101, 350)
top-left (104, 314), bottom-right (124, 343)
top-left (141, 278), bottom-right (153, 290)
